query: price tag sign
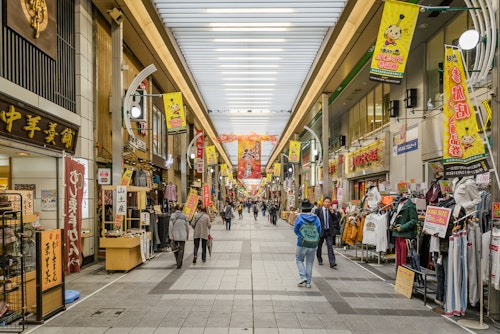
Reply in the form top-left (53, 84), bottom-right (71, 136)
top-left (492, 202), bottom-right (500, 220)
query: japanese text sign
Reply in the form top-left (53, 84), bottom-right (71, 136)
top-left (423, 206), bottom-right (452, 238)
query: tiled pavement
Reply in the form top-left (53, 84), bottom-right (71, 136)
top-left (25, 212), bottom-right (499, 334)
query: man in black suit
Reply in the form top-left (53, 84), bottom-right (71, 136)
top-left (315, 197), bottom-right (340, 268)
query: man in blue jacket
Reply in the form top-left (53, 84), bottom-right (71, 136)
top-left (294, 199), bottom-right (322, 288)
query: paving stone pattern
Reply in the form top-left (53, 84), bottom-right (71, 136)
top-left (25, 212), bottom-right (497, 334)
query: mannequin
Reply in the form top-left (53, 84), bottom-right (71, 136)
top-left (390, 195), bottom-right (418, 268)
top-left (452, 176), bottom-right (481, 215)
top-left (426, 171), bottom-right (443, 206)
top-left (363, 182), bottom-right (382, 209)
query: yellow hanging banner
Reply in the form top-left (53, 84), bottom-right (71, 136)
top-left (120, 169), bottom-right (133, 186)
top-left (206, 145), bottom-right (217, 165)
top-left (266, 173), bottom-right (272, 183)
top-left (369, 0), bottom-right (419, 84)
top-left (227, 171), bottom-right (234, 182)
top-left (163, 92), bottom-right (187, 134)
top-left (442, 46), bottom-right (489, 178)
top-left (220, 163), bottom-right (228, 176)
top-left (288, 140), bottom-right (301, 163)
top-left (274, 163), bottom-right (281, 177)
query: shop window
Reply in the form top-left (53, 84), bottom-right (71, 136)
top-left (374, 85), bottom-right (383, 132)
top-left (152, 104), bottom-right (167, 159)
top-left (426, 30), bottom-right (444, 109)
top-left (426, 12), bottom-right (473, 110)
top-left (348, 83), bottom-right (390, 143)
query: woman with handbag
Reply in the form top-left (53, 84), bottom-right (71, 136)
top-left (191, 204), bottom-right (211, 263)
top-left (169, 203), bottom-right (189, 269)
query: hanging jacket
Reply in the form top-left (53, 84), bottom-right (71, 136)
top-left (391, 199), bottom-right (418, 239)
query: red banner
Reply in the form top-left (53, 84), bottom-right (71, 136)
top-left (237, 139), bottom-right (261, 179)
top-left (196, 129), bottom-right (204, 159)
top-left (203, 183), bottom-right (210, 207)
top-left (64, 156), bottom-right (84, 274)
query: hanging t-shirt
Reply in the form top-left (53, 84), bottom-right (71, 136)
top-left (362, 212), bottom-right (388, 253)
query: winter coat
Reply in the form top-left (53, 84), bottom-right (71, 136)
top-left (169, 210), bottom-right (189, 241)
top-left (390, 199), bottom-right (418, 239)
top-left (293, 213), bottom-right (321, 247)
top-left (191, 212), bottom-right (211, 240)
top-left (452, 176), bottom-right (481, 215)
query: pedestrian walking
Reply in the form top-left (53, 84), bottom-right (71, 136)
top-left (224, 200), bottom-right (234, 230)
top-left (315, 197), bottom-right (341, 268)
top-left (237, 202), bottom-right (243, 219)
top-left (169, 203), bottom-right (190, 269)
top-left (294, 199), bottom-right (321, 288)
top-left (253, 202), bottom-right (259, 220)
top-left (191, 204), bottom-right (211, 263)
top-left (269, 201), bottom-right (278, 225)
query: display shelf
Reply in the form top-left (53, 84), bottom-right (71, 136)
top-left (99, 237), bottom-right (142, 271)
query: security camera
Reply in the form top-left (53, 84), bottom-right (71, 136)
top-left (107, 7), bottom-right (124, 25)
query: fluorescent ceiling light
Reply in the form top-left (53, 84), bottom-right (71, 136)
top-left (206, 8), bottom-right (294, 14)
top-left (214, 39), bottom-right (286, 43)
top-left (222, 78), bottom-right (276, 81)
top-left (222, 71), bottom-right (278, 75)
top-left (216, 48), bottom-right (283, 52)
top-left (223, 83), bottom-right (276, 86)
top-left (226, 93), bottom-right (274, 96)
top-left (212, 28), bottom-right (288, 32)
top-left (225, 88), bottom-right (275, 91)
top-left (227, 97), bottom-right (272, 100)
top-left (220, 65), bottom-right (279, 68)
top-left (218, 57), bottom-right (281, 60)
top-left (210, 23), bottom-right (291, 28)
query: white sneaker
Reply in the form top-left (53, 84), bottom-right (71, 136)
top-left (297, 278), bottom-right (307, 287)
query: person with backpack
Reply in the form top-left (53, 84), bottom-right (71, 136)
top-left (293, 199), bottom-right (321, 288)
top-left (224, 200), bottom-right (234, 230)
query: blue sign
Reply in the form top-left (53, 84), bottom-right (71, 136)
top-left (397, 138), bottom-right (418, 155)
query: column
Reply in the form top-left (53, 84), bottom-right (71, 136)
top-left (322, 93), bottom-right (332, 198)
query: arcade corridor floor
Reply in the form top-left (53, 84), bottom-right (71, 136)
top-left (26, 212), bottom-right (497, 334)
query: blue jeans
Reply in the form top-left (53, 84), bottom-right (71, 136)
top-left (296, 246), bottom-right (316, 284)
top-left (434, 252), bottom-right (447, 302)
top-left (225, 218), bottom-right (232, 230)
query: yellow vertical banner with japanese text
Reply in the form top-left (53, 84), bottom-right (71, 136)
top-left (369, 0), bottom-right (419, 84)
top-left (206, 145), bottom-right (217, 165)
top-left (220, 163), bottom-right (228, 176)
top-left (183, 189), bottom-right (199, 220)
top-left (163, 92), bottom-right (187, 134)
top-left (266, 173), bottom-right (272, 183)
top-left (443, 46), bottom-right (489, 178)
top-left (288, 140), bottom-right (301, 163)
top-left (274, 163), bottom-right (281, 177)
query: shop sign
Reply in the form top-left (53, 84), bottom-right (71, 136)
top-left (393, 124), bottom-right (418, 156)
top-left (492, 202), bottom-right (500, 220)
top-left (39, 229), bottom-right (63, 291)
top-left (183, 189), bottom-right (199, 220)
top-left (203, 183), bottom-right (210, 206)
top-left (0, 94), bottom-right (79, 154)
top-left (163, 92), bottom-right (187, 134)
top-left (442, 46), bottom-right (488, 178)
top-left (196, 129), bottom-right (204, 159)
top-left (395, 265), bottom-right (415, 298)
top-left (98, 168), bottom-right (111, 185)
top-left (64, 156), bottom-right (84, 274)
top-left (423, 206), bottom-right (452, 238)
top-left (329, 159), bottom-right (340, 178)
top-left (346, 140), bottom-right (384, 174)
top-left (129, 136), bottom-right (147, 152)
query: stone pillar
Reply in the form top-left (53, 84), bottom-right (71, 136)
top-left (110, 20), bottom-right (123, 185)
top-left (322, 93), bottom-right (331, 198)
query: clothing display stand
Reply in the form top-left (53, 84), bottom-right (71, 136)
top-left (457, 258), bottom-right (488, 329)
